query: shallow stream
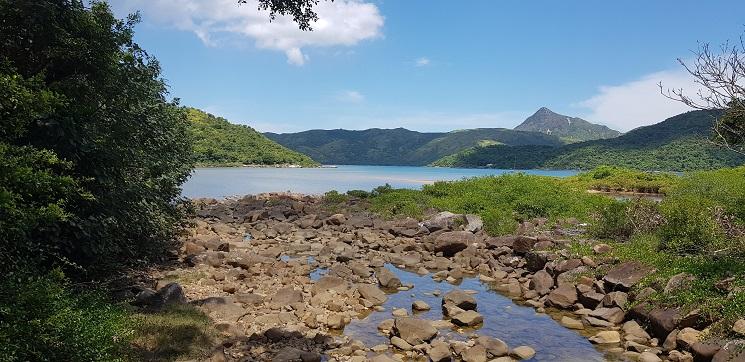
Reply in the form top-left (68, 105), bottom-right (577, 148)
top-left (309, 262), bottom-right (611, 361)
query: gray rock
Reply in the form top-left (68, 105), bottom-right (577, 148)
top-left (376, 268), bottom-right (402, 289)
top-left (511, 346), bottom-right (536, 360)
top-left (462, 344), bottom-right (487, 362)
top-left (530, 270), bottom-right (554, 296)
top-left (476, 335), bottom-right (509, 357)
top-left (357, 284), bottom-right (387, 305)
top-left (393, 317), bottom-right (438, 345)
top-left (442, 289), bottom-right (477, 311)
top-left (452, 310), bottom-right (484, 327)
top-left (429, 341), bottom-right (452, 362)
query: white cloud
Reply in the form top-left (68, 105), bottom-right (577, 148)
top-left (114, 0), bottom-right (384, 66)
top-left (337, 90), bottom-right (365, 103)
top-left (415, 57), bottom-right (431, 67)
top-left (577, 68), bottom-right (698, 131)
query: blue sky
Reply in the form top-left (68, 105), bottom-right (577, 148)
top-left (112, 0), bottom-right (745, 133)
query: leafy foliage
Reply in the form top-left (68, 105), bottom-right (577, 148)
top-left (0, 270), bottom-right (132, 362)
top-left (566, 166), bottom-right (678, 194)
top-left (436, 110), bottom-right (745, 171)
top-left (188, 108), bottom-right (317, 167)
top-left (0, 0), bottom-right (193, 275)
top-left (265, 127), bottom-right (563, 166)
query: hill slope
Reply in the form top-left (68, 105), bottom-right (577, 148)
top-left (187, 108), bottom-right (318, 167)
top-left (515, 107), bottom-right (621, 143)
top-left (265, 127), bottom-right (563, 166)
top-left (435, 110), bottom-right (745, 171)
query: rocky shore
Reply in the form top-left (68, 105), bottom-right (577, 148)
top-left (132, 193), bottom-right (744, 362)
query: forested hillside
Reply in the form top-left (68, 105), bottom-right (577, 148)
top-left (188, 108), bottom-right (318, 167)
top-left (265, 127), bottom-right (563, 165)
top-left (435, 110), bottom-right (745, 171)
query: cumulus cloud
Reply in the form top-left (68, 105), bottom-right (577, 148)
top-left (114, 0), bottom-right (383, 65)
top-left (415, 57), bottom-right (431, 67)
top-left (577, 68), bottom-right (699, 131)
top-left (337, 90), bottom-right (365, 103)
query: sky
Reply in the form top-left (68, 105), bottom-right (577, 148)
top-left (110, 0), bottom-right (745, 133)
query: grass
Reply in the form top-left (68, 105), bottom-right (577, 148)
top-left (569, 234), bottom-right (745, 338)
top-left (128, 305), bottom-right (217, 361)
top-left (369, 173), bottom-right (611, 235)
top-left (564, 165), bottom-right (679, 194)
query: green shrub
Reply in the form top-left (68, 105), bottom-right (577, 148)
top-left (567, 166), bottom-right (678, 194)
top-left (590, 198), bottom-right (662, 240)
top-left (323, 190), bottom-right (349, 204)
top-left (0, 270), bottom-right (132, 362)
top-left (346, 189), bottom-right (371, 198)
top-left (658, 195), bottom-right (725, 254)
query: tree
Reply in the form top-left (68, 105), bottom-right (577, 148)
top-left (239, 0), bottom-right (331, 31)
top-left (0, 0), bottom-right (193, 276)
top-left (662, 35), bottom-right (745, 155)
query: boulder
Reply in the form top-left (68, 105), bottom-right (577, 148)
top-left (270, 287), bottom-right (303, 307)
top-left (676, 327), bottom-right (701, 349)
top-left (602, 291), bottom-right (628, 309)
top-left (525, 251), bottom-right (551, 272)
top-left (664, 273), bottom-right (696, 294)
top-left (589, 330), bottom-right (621, 344)
top-left (376, 268), bottom-right (402, 289)
top-left (530, 270), bottom-right (554, 296)
top-left (476, 336), bottom-right (509, 357)
top-left (589, 307), bottom-right (625, 324)
top-left (393, 317), bottom-right (438, 345)
top-left (412, 300), bottom-right (430, 311)
top-left (461, 344), bottom-right (487, 362)
top-left (546, 285), bottom-right (577, 309)
top-left (135, 283), bottom-right (187, 310)
top-left (561, 316), bottom-right (585, 330)
top-left (733, 319), bottom-right (745, 336)
top-left (390, 336), bottom-right (413, 351)
top-left (464, 214), bottom-right (483, 233)
top-left (357, 284), bottom-right (387, 305)
top-left (422, 211), bottom-right (462, 232)
top-left (512, 236), bottom-right (538, 255)
top-left (603, 261), bottom-right (655, 291)
top-left (429, 341), bottom-right (452, 362)
top-left (442, 289), bottom-right (477, 311)
top-left (649, 308), bottom-right (682, 339)
top-left (311, 276), bottom-right (348, 296)
top-left (578, 291), bottom-right (605, 309)
top-left (511, 346), bottom-right (536, 360)
top-left (452, 310), bottom-right (484, 327)
top-left (434, 231), bottom-right (475, 257)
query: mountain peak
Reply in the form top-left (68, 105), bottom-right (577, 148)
top-left (515, 108), bottom-right (620, 143)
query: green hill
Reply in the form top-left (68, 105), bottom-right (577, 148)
top-left (187, 108), bottom-right (318, 167)
top-left (265, 127), bottom-right (563, 166)
top-left (434, 110), bottom-right (745, 171)
top-left (514, 107), bottom-right (621, 143)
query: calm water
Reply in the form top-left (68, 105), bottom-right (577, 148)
top-left (182, 165), bottom-right (578, 198)
top-left (311, 264), bottom-right (606, 361)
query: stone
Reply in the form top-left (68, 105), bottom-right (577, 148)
top-left (464, 214), bottom-right (483, 233)
top-left (422, 211), bottom-right (462, 232)
top-left (511, 236), bottom-right (538, 255)
top-left (357, 284), bottom-right (387, 305)
top-left (589, 307), bottom-right (625, 324)
top-left (412, 300), bottom-right (430, 311)
top-left (377, 268), bottom-right (402, 289)
top-left (393, 317), bottom-right (438, 345)
top-left (476, 336), bottom-right (509, 357)
top-left (676, 327), bottom-right (701, 349)
top-left (578, 291), bottom-right (605, 309)
top-left (390, 336), bottom-right (413, 351)
top-left (462, 344), bottom-right (487, 362)
top-left (555, 258), bottom-right (583, 274)
top-left (602, 291), bottom-right (628, 309)
top-left (638, 351), bottom-right (662, 362)
top-left (137, 283), bottom-right (187, 310)
top-left (311, 275), bottom-right (348, 296)
top-left (510, 346), bottom-right (536, 360)
top-left (546, 285), bottom-right (577, 309)
top-left (589, 330), bottom-right (621, 344)
top-left (649, 308), bottom-right (682, 339)
top-left (623, 320), bottom-right (651, 342)
top-left (270, 287), bottom-right (303, 307)
top-left (603, 261), bottom-right (655, 291)
top-left (560, 316), bottom-right (584, 329)
top-left (434, 231), bottom-right (475, 257)
top-left (525, 251), bottom-right (550, 272)
top-left (377, 319), bottom-right (394, 331)
top-left (392, 308), bottom-right (408, 317)
top-left (691, 341), bottom-right (722, 362)
top-left (530, 270), bottom-right (554, 296)
top-left (593, 243), bottom-right (612, 254)
top-left (733, 319), bottom-right (745, 336)
top-left (664, 273), bottom-right (695, 294)
top-left (370, 355), bottom-right (398, 362)
top-left (451, 310), bottom-right (484, 327)
top-left (429, 341), bottom-right (452, 362)
top-left (713, 340), bottom-right (745, 362)
top-left (443, 289), bottom-right (477, 310)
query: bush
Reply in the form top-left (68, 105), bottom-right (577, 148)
top-left (0, 270), bottom-right (132, 362)
top-left (346, 189), bottom-right (371, 198)
top-left (590, 198), bottom-right (662, 240)
top-left (323, 190), bottom-right (349, 204)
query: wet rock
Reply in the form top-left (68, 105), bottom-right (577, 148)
top-left (510, 346), bottom-right (536, 360)
top-left (546, 285), bottom-right (577, 309)
top-left (462, 344), bottom-right (487, 362)
top-left (429, 340), bottom-right (452, 362)
top-left (452, 310), bottom-right (483, 327)
top-left (530, 270), bottom-right (554, 296)
top-left (560, 316), bottom-right (584, 330)
top-left (357, 284), bottom-right (387, 305)
top-left (442, 289), bottom-right (477, 311)
top-left (603, 261), bottom-right (655, 292)
top-left (393, 317), bottom-right (438, 345)
top-left (589, 330), bottom-right (621, 344)
top-left (376, 268), bottom-right (402, 289)
top-left (412, 300), bottom-right (430, 311)
top-left (392, 308), bottom-right (408, 317)
top-left (434, 231), bottom-right (475, 257)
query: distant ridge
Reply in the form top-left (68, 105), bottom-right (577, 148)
top-left (514, 107), bottom-right (621, 143)
top-left (265, 127), bottom-right (563, 166)
top-left (434, 110), bottom-right (745, 171)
